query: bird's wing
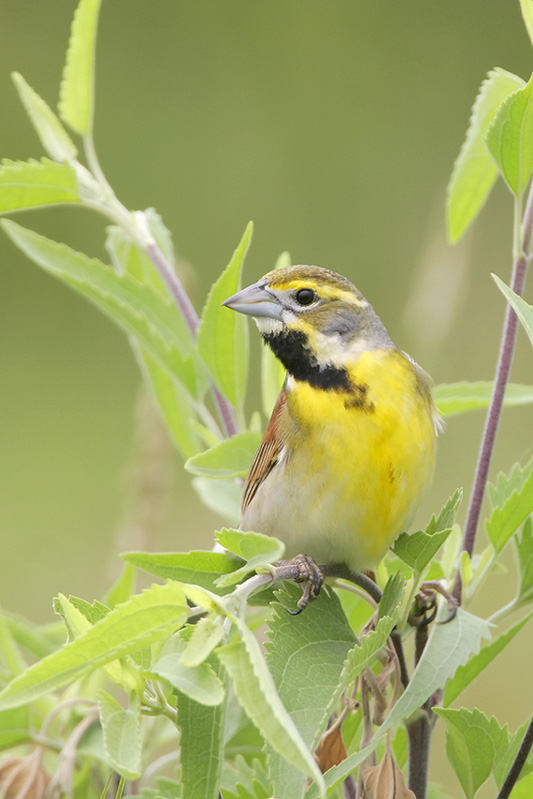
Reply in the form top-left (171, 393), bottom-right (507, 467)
top-left (241, 384), bottom-right (287, 514)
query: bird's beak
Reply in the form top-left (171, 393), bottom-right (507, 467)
top-left (222, 280), bottom-right (283, 320)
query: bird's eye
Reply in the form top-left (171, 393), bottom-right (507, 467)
top-left (295, 288), bottom-right (316, 306)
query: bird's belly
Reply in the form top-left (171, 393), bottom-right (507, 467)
top-left (242, 371), bottom-right (436, 571)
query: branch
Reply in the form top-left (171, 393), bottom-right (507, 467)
top-left (497, 714), bottom-right (533, 799)
top-left (453, 187), bottom-right (533, 603)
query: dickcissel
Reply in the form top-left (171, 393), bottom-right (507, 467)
top-left (223, 265), bottom-right (440, 583)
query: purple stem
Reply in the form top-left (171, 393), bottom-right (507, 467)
top-left (143, 238), bottom-right (239, 438)
top-left (453, 193), bottom-right (532, 603)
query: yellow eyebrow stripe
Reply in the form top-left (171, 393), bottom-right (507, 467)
top-left (270, 277), bottom-right (368, 308)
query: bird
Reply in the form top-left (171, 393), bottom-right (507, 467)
top-left (222, 265), bottom-right (440, 605)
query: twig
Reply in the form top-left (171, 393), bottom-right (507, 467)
top-left (453, 186), bottom-right (533, 603)
top-left (497, 714), bottom-right (533, 799)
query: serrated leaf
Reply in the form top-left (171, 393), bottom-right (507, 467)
top-left (214, 528), bottom-right (284, 587)
top-left (377, 572), bottom-right (405, 621)
top-left (516, 517), bottom-right (533, 604)
top-left (264, 585), bottom-right (356, 799)
top-left (122, 550), bottom-right (242, 595)
top-left (307, 609), bottom-right (491, 798)
top-left (217, 613), bottom-right (326, 798)
top-left (443, 614), bottom-right (531, 706)
top-left (192, 477), bottom-right (241, 526)
top-left (427, 489), bottom-right (463, 534)
top-left (176, 648), bottom-right (227, 799)
top-left (12, 73), bottom-right (78, 162)
top-left (1, 219), bottom-right (206, 397)
top-left (185, 431), bottom-right (261, 479)
top-left (221, 756), bottom-right (272, 799)
top-left (198, 223), bottom-right (252, 408)
top-left (59, 0), bottom-right (102, 135)
top-left (486, 73), bottom-right (533, 196)
top-left (392, 528), bottom-right (452, 573)
top-left (149, 632), bottom-right (224, 706)
top-left (0, 158), bottom-right (80, 212)
top-left (493, 274), bottom-right (533, 348)
top-left (447, 68), bottom-right (525, 241)
top-left (434, 708), bottom-right (509, 799)
top-left (0, 583), bottom-right (188, 710)
top-left (493, 719), bottom-right (533, 788)
top-left (106, 218), bottom-right (168, 296)
top-left (485, 458), bottom-right (533, 552)
top-left (97, 690), bottom-right (142, 779)
top-left (434, 381), bottom-right (533, 416)
top-left (521, 0), bottom-right (533, 47)
top-left (489, 457), bottom-right (533, 509)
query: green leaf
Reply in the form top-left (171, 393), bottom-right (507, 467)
top-left (264, 586), bottom-right (357, 799)
top-left (493, 274), bottom-right (533, 348)
top-left (185, 432), bottom-right (261, 479)
top-left (149, 632), bottom-right (225, 706)
top-left (261, 345), bottom-right (286, 420)
top-left (392, 528), bottom-right (452, 574)
top-left (97, 690), bottom-right (142, 780)
top-left (59, 0), bottom-right (102, 135)
top-left (516, 518), bottom-right (533, 604)
top-left (176, 648), bottom-right (227, 799)
top-left (308, 609), bottom-right (491, 797)
top-left (443, 614), bottom-right (531, 706)
top-left (434, 381), bottom-right (533, 416)
top-left (12, 73), bottom-right (78, 162)
top-left (0, 707), bottom-right (31, 751)
top-left (493, 719), bottom-right (533, 788)
top-left (180, 617), bottom-right (226, 667)
top-left (106, 216), bottom-right (169, 296)
top-left (0, 158), bottom-right (80, 212)
top-left (217, 614), bottom-right (326, 798)
top-left (122, 551), bottom-right (242, 595)
top-left (427, 488), bottom-right (463, 533)
top-left (447, 68), bottom-right (525, 241)
top-left (489, 457), bottom-right (533, 508)
top-left (192, 477), bottom-right (241, 526)
top-left (103, 564), bottom-right (136, 609)
top-left (197, 223), bottom-right (253, 408)
top-left (214, 529), bottom-right (285, 589)
top-left (1, 220), bottom-right (205, 397)
top-left (377, 572), bottom-right (405, 621)
top-left (136, 345), bottom-right (200, 459)
top-left (486, 459), bottom-right (533, 552)
top-left (486, 73), bottom-right (533, 196)
top-left (521, 1), bottom-right (533, 49)
top-left (434, 708), bottom-right (509, 799)
top-left (221, 756), bottom-right (272, 799)
top-left (0, 583), bottom-right (188, 710)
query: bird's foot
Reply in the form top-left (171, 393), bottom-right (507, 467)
top-left (410, 580), bottom-right (458, 626)
top-left (274, 554), bottom-right (324, 615)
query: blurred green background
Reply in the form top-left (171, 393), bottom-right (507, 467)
top-left (1, 1), bottom-right (532, 793)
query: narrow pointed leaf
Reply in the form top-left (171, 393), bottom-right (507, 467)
top-left (12, 73), bottom-right (78, 162)
top-left (98, 690), bottom-right (142, 780)
top-left (516, 518), bottom-right (533, 604)
top-left (0, 158), bottom-right (79, 212)
top-left (59, 0), bottom-right (102, 135)
top-left (185, 431), bottom-right (261, 479)
top-left (434, 381), bottom-right (533, 416)
top-left (217, 613), bottom-right (326, 798)
top-left (1, 220), bottom-right (205, 396)
top-left (493, 274), bottom-right (533, 347)
top-left (197, 223), bottom-right (252, 408)
top-left (180, 617), bottom-right (226, 667)
top-left (122, 550), bottom-right (242, 594)
top-left (447, 68), bottom-right (524, 241)
top-left (0, 583), bottom-right (188, 710)
top-left (486, 73), bottom-right (533, 196)
top-left (149, 633), bottom-right (225, 706)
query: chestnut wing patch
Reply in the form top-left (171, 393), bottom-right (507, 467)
top-left (241, 388), bottom-right (287, 514)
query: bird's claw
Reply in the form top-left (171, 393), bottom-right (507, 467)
top-left (410, 580), bottom-right (458, 627)
top-left (280, 554), bottom-right (324, 614)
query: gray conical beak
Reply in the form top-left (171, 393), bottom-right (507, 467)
top-left (222, 280), bottom-right (283, 320)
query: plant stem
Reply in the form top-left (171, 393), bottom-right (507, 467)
top-left (453, 191), bottom-right (532, 603)
top-left (497, 714), bottom-right (533, 799)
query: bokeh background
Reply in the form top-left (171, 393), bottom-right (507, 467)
top-left (1, 1), bottom-right (532, 794)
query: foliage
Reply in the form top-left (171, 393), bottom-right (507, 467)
top-left (0, 2), bottom-right (533, 799)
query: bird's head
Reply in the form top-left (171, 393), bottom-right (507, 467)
top-left (223, 265), bottom-right (393, 384)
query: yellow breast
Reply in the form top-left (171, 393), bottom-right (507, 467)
top-left (275, 349), bottom-right (437, 569)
